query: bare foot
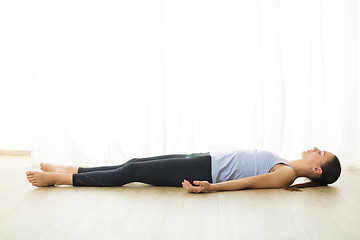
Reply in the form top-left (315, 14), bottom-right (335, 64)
top-left (40, 163), bottom-right (79, 174)
top-left (26, 171), bottom-right (56, 187)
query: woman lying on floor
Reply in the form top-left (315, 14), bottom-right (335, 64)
top-left (26, 147), bottom-right (341, 193)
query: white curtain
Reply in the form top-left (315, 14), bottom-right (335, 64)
top-left (27, 0), bottom-right (360, 168)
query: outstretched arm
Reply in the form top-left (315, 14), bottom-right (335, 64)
top-left (182, 167), bottom-right (295, 193)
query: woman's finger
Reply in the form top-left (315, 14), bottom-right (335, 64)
top-left (185, 182), bottom-right (193, 193)
top-left (187, 180), bottom-right (202, 193)
top-left (184, 180), bottom-right (198, 193)
top-left (185, 180), bottom-right (195, 191)
top-left (182, 180), bottom-right (193, 193)
top-left (182, 181), bottom-right (190, 192)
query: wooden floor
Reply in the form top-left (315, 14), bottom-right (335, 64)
top-left (0, 156), bottom-right (359, 240)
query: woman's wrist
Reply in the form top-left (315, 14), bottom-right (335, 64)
top-left (210, 183), bottom-right (221, 191)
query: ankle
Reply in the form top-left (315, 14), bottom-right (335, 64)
top-left (47, 172), bottom-right (58, 185)
top-left (54, 172), bottom-right (73, 185)
top-left (65, 166), bottom-right (79, 174)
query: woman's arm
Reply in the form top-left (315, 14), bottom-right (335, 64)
top-left (212, 167), bottom-right (295, 191)
top-left (182, 167), bottom-right (295, 193)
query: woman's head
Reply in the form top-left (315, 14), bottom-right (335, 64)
top-left (314, 155), bottom-right (341, 184)
top-left (302, 147), bottom-right (341, 185)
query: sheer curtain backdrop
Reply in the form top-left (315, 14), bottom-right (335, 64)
top-left (0, 0), bottom-right (359, 168)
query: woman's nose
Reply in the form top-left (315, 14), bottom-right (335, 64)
top-left (313, 147), bottom-right (318, 151)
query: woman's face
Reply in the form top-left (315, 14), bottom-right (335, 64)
top-left (302, 147), bottom-right (334, 167)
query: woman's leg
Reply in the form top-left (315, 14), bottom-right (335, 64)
top-left (40, 154), bottom-right (189, 174)
top-left (72, 153), bottom-right (212, 187)
top-left (77, 154), bottom-right (190, 173)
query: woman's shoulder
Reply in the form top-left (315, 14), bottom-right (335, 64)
top-left (272, 164), bottom-right (296, 181)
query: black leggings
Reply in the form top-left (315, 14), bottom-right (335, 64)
top-left (72, 152), bottom-right (212, 187)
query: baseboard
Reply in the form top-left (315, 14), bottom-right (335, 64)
top-left (0, 150), bottom-right (31, 156)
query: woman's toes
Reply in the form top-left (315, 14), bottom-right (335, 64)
top-left (39, 163), bottom-right (55, 172)
top-left (26, 171), bottom-right (37, 185)
top-left (41, 163), bottom-right (47, 172)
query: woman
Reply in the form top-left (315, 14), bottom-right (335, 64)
top-left (26, 147), bottom-right (341, 193)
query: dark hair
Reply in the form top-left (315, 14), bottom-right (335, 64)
top-left (311, 155), bottom-right (341, 185)
top-left (284, 155), bottom-right (341, 191)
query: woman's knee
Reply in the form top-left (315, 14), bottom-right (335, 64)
top-left (116, 163), bottom-right (137, 180)
top-left (104, 163), bottom-right (138, 186)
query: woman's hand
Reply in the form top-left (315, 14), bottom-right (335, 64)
top-left (182, 179), bottom-right (212, 193)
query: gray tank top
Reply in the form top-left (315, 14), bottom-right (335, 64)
top-left (210, 149), bottom-right (292, 183)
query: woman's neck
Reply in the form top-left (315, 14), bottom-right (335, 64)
top-left (283, 158), bottom-right (312, 178)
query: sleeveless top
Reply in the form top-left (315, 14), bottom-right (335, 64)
top-left (210, 149), bottom-right (293, 183)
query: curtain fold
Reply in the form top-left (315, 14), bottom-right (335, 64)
top-left (27, 0), bottom-right (360, 168)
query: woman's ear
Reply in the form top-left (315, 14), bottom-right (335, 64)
top-left (313, 166), bottom-right (323, 175)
